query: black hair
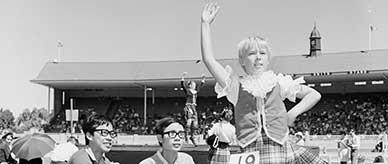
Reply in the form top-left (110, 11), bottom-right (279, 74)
top-left (1, 132), bottom-right (13, 140)
top-left (155, 117), bottom-right (182, 146)
top-left (155, 117), bottom-right (179, 135)
top-left (82, 114), bottom-right (113, 145)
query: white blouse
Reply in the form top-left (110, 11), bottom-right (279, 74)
top-left (215, 65), bottom-right (305, 105)
top-left (208, 121), bottom-right (236, 144)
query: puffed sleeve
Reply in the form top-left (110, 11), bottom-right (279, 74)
top-left (214, 65), bottom-right (239, 106)
top-left (207, 123), bottom-right (217, 136)
top-left (277, 74), bottom-right (305, 102)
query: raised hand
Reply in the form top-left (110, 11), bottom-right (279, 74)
top-left (201, 74), bottom-right (206, 81)
top-left (201, 3), bottom-right (220, 24)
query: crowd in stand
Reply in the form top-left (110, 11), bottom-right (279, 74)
top-left (45, 94), bottom-right (388, 136)
top-left (292, 94), bottom-right (388, 135)
top-left (111, 106), bottom-right (142, 133)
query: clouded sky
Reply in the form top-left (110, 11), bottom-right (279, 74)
top-left (0, 0), bottom-right (387, 116)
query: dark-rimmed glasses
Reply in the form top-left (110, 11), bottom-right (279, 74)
top-left (163, 131), bottom-right (186, 139)
top-left (95, 129), bottom-right (118, 138)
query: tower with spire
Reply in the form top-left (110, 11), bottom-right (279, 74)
top-left (309, 23), bottom-right (322, 57)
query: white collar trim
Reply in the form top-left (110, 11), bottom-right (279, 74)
top-left (240, 71), bottom-right (278, 98)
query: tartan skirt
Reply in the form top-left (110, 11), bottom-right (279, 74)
top-left (241, 132), bottom-right (328, 164)
top-left (209, 147), bottom-right (230, 164)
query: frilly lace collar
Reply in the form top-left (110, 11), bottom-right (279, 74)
top-left (240, 71), bottom-right (278, 98)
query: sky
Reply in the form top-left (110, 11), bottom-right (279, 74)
top-left (0, 0), bottom-right (387, 117)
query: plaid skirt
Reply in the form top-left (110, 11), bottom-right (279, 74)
top-left (241, 132), bottom-right (328, 164)
top-left (209, 147), bottom-right (230, 164)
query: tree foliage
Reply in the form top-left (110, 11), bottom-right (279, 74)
top-left (0, 108), bottom-right (15, 130)
top-left (15, 108), bottom-right (50, 132)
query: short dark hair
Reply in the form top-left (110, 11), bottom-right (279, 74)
top-left (1, 132), bottom-right (13, 140)
top-left (155, 117), bottom-right (179, 135)
top-left (155, 117), bottom-right (183, 146)
top-left (82, 114), bottom-right (113, 145)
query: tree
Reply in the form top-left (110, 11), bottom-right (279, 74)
top-left (0, 108), bottom-right (15, 130)
top-left (16, 108), bottom-right (50, 132)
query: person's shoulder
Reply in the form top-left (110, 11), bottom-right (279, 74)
top-left (178, 152), bottom-right (194, 162)
top-left (224, 122), bottom-right (235, 129)
top-left (69, 149), bottom-right (91, 164)
top-left (70, 149), bottom-right (88, 158)
top-left (138, 157), bottom-right (155, 164)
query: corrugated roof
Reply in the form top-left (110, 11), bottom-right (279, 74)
top-left (271, 49), bottom-right (388, 74)
top-left (31, 49), bottom-right (388, 88)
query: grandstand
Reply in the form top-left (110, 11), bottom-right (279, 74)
top-left (31, 49), bottom-right (388, 124)
top-left (30, 49), bottom-right (388, 163)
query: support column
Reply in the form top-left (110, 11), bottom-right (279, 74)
top-left (144, 86), bottom-right (147, 126)
top-left (48, 87), bottom-right (51, 113)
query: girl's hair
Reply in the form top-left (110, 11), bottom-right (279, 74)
top-left (237, 35), bottom-right (272, 64)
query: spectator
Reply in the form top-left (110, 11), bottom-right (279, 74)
top-left (207, 108), bottom-right (236, 164)
top-left (349, 129), bottom-right (361, 164)
top-left (0, 132), bottom-right (17, 164)
top-left (139, 117), bottom-right (194, 164)
top-left (338, 130), bottom-right (350, 164)
top-left (49, 136), bottom-right (79, 163)
top-left (69, 114), bottom-right (118, 164)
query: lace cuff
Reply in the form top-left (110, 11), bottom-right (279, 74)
top-left (214, 65), bottom-right (239, 105)
top-left (277, 74), bottom-right (305, 102)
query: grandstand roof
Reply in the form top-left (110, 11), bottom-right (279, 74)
top-left (31, 49), bottom-right (388, 90)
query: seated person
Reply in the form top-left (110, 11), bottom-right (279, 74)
top-left (139, 117), bottom-right (195, 164)
top-left (69, 114), bottom-right (118, 164)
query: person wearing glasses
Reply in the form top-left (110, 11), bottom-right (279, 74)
top-left (139, 117), bottom-right (195, 164)
top-left (0, 132), bottom-right (17, 164)
top-left (69, 114), bottom-right (119, 164)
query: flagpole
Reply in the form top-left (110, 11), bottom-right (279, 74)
top-left (368, 24), bottom-right (372, 51)
top-left (57, 40), bottom-right (63, 62)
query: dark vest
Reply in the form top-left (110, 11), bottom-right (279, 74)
top-left (235, 83), bottom-right (289, 148)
